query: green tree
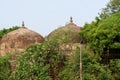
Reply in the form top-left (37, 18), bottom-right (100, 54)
top-left (59, 46), bottom-right (114, 80)
top-left (79, 11), bottom-right (120, 80)
top-left (59, 47), bottom-right (80, 80)
top-left (109, 59), bottom-right (120, 79)
top-left (100, 0), bottom-right (120, 19)
top-left (12, 40), bottom-right (66, 80)
top-left (0, 55), bottom-right (11, 80)
top-left (82, 49), bottom-right (113, 80)
top-left (80, 12), bottom-right (120, 52)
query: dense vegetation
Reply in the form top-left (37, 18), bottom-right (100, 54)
top-left (79, 3), bottom-right (120, 79)
top-left (11, 38), bottom-right (67, 80)
top-left (59, 47), bottom-right (80, 80)
top-left (0, 56), bottom-right (11, 80)
top-left (80, 12), bottom-right (120, 53)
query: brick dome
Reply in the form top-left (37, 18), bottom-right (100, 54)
top-left (0, 22), bottom-right (44, 56)
top-left (46, 17), bottom-right (81, 43)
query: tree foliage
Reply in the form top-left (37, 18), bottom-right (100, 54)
top-left (109, 59), bottom-right (120, 79)
top-left (0, 55), bottom-right (11, 80)
top-left (82, 49), bottom-right (113, 80)
top-left (59, 47), bottom-right (115, 80)
top-left (59, 47), bottom-right (80, 80)
top-left (80, 12), bottom-right (120, 52)
top-left (79, 10), bottom-right (120, 80)
top-left (12, 40), bottom-right (66, 80)
top-left (100, 0), bottom-right (120, 19)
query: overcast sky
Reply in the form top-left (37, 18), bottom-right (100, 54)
top-left (0, 0), bottom-right (109, 36)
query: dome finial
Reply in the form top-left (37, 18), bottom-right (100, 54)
top-left (70, 16), bottom-right (73, 23)
top-left (22, 21), bottom-right (25, 27)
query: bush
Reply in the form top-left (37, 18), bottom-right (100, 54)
top-left (0, 55), bottom-right (11, 80)
top-left (12, 40), bottom-right (66, 80)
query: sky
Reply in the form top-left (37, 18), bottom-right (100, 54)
top-left (0, 0), bottom-right (110, 37)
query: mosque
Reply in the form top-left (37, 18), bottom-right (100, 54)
top-left (0, 17), bottom-right (119, 61)
top-left (1, 17), bottom-right (119, 80)
top-left (0, 17), bottom-right (81, 56)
